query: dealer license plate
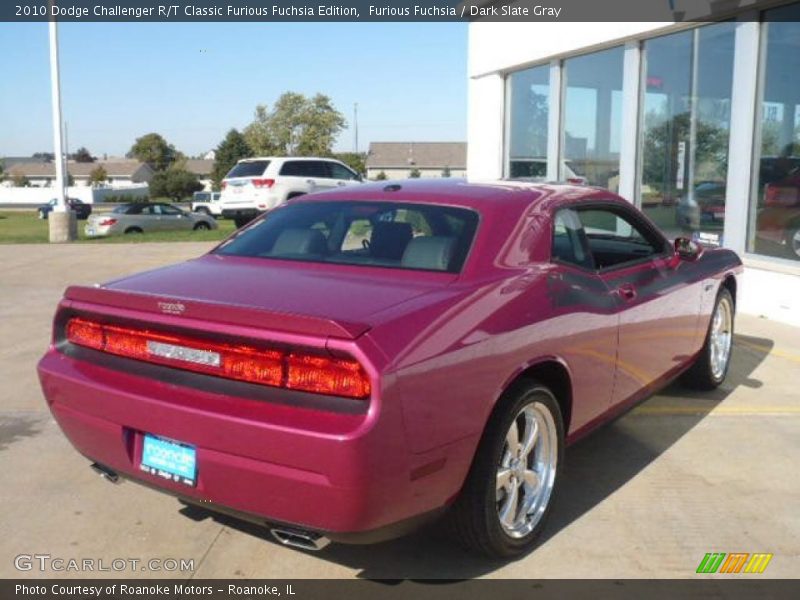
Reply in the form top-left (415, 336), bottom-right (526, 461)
top-left (140, 434), bottom-right (196, 486)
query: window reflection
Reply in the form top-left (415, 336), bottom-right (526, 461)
top-left (562, 46), bottom-right (624, 191)
top-left (749, 4), bottom-right (800, 262)
top-left (640, 23), bottom-right (735, 245)
top-left (508, 65), bottom-right (549, 179)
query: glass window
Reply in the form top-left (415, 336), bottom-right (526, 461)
top-left (639, 23), bottom-right (735, 244)
top-left (216, 202), bottom-right (479, 273)
top-left (748, 4), bottom-right (800, 262)
top-left (507, 65), bottom-right (549, 179)
top-left (329, 163), bottom-right (358, 180)
top-left (577, 207), bottom-right (664, 269)
top-left (562, 46), bottom-right (625, 191)
top-left (552, 209), bottom-right (593, 269)
top-left (226, 160), bottom-right (270, 178)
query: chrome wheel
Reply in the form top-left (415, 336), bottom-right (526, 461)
top-left (496, 401), bottom-right (557, 538)
top-left (709, 296), bottom-right (733, 380)
top-left (791, 229), bottom-right (800, 259)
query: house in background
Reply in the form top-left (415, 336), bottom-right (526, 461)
top-left (366, 142), bottom-right (467, 180)
top-left (6, 160), bottom-right (154, 188)
top-left (185, 159), bottom-right (215, 191)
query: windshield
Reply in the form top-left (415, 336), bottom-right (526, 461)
top-left (216, 201), bottom-right (479, 273)
top-left (225, 160), bottom-right (270, 179)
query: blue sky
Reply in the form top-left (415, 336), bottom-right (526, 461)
top-left (0, 22), bottom-right (467, 158)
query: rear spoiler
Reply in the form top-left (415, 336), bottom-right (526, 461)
top-left (63, 285), bottom-right (370, 340)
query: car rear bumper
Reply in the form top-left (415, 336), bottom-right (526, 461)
top-left (37, 347), bottom-right (463, 539)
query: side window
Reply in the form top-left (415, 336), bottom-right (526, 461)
top-left (342, 219), bottom-right (372, 251)
top-left (161, 205), bottom-right (183, 216)
top-left (308, 161), bottom-right (330, 178)
top-left (577, 207), bottom-right (664, 270)
top-left (279, 161), bottom-right (303, 177)
top-left (551, 209), bottom-right (593, 269)
top-left (329, 163), bottom-right (357, 180)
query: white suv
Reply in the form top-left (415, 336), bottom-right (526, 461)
top-left (219, 157), bottom-right (363, 227)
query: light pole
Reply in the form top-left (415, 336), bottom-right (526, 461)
top-left (48, 5), bottom-right (76, 242)
top-left (353, 102), bottom-right (359, 154)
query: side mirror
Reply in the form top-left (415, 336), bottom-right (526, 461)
top-left (674, 236), bottom-right (703, 261)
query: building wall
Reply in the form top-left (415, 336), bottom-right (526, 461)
top-left (467, 8), bottom-right (800, 325)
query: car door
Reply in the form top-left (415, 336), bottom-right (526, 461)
top-left (327, 162), bottom-right (362, 188)
top-left (277, 160), bottom-right (317, 196)
top-left (546, 208), bottom-right (620, 430)
top-left (159, 204), bottom-right (192, 231)
top-left (137, 204), bottom-right (161, 231)
top-left (307, 160), bottom-right (339, 191)
top-left (576, 203), bottom-right (702, 407)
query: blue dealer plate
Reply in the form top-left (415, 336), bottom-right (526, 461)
top-left (140, 434), bottom-right (196, 486)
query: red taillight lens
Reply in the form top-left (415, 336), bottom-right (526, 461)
top-left (99, 218), bottom-right (117, 227)
top-left (66, 318), bottom-right (104, 350)
top-left (251, 178), bottom-right (275, 189)
top-left (764, 184), bottom-right (798, 207)
top-left (286, 354), bottom-right (371, 399)
top-left (64, 317), bottom-right (370, 399)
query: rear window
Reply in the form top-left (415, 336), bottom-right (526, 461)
top-left (216, 201), bottom-right (479, 273)
top-left (226, 160), bottom-right (270, 179)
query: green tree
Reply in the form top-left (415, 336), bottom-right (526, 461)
top-left (375, 171), bottom-right (387, 181)
top-left (211, 129), bottom-right (252, 190)
top-left (244, 92), bottom-right (346, 157)
top-left (149, 168), bottom-right (203, 201)
top-left (409, 168), bottom-right (421, 178)
top-left (0, 159), bottom-right (5, 182)
top-left (66, 172), bottom-right (75, 187)
top-left (334, 152), bottom-right (366, 175)
top-left (12, 172), bottom-right (31, 187)
top-left (72, 147), bottom-right (94, 163)
top-left (441, 165), bottom-right (451, 178)
top-left (127, 133), bottom-right (178, 171)
top-left (88, 165), bottom-right (108, 187)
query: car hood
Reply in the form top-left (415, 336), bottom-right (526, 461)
top-left (97, 253), bottom-right (458, 337)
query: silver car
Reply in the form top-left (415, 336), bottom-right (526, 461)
top-left (85, 203), bottom-right (218, 237)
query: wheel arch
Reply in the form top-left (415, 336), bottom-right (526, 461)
top-left (496, 358), bottom-right (574, 436)
top-left (722, 273), bottom-right (737, 308)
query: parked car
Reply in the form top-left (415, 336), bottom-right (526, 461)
top-left (39, 180), bottom-right (741, 558)
top-left (191, 191), bottom-right (222, 217)
top-left (219, 157), bottom-right (363, 228)
top-left (756, 168), bottom-right (800, 259)
top-left (38, 198), bottom-right (92, 220)
top-left (84, 202), bottom-right (217, 237)
top-left (675, 181), bottom-right (727, 230)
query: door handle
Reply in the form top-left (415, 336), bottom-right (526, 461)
top-left (617, 283), bottom-right (637, 301)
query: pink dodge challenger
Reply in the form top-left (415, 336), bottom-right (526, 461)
top-left (38, 180), bottom-right (741, 558)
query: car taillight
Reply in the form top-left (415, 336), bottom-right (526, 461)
top-left (764, 184), bottom-right (798, 207)
top-left (97, 218), bottom-right (117, 227)
top-left (567, 178), bottom-right (584, 185)
top-left (65, 317), bottom-right (370, 400)
top-left (251, 178), bottom-right (275, 189)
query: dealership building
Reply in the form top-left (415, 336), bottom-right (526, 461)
top-left (467, 1), bottom-right (800, 325)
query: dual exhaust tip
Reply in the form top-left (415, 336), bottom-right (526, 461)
top-left (89, 463), bottom-right (329, 552)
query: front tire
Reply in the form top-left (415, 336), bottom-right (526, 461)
top-left (193, 221), bottom-right (211, 231)
top-left (681, 287), bottom-right (734, 390)
top-left (449, 382), bottom-right (564, 558)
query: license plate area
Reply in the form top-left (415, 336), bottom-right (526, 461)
top-left (140, 434), bottom-right (196, 487)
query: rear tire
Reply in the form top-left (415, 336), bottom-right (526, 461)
top-left (193, 222), bottom-right (211, 231)
top-left (448, 382), bottom-right (564, 558)
top-left (124, 227), bottom-right (143, 235)
top-left (681, 287), bottom-right (734, 390)
top-left (195, 207), bottom-right (211, 216)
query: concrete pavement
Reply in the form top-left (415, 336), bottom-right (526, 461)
top-left (1, 243), bottom-right (798, 579)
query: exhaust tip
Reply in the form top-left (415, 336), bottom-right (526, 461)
top-left (270, 527), bottom-right (330, 552)
top-left (90, 462), bottom-right (120, 484)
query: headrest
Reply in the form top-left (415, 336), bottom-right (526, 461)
top-left (401, 236), bottom-right (456, 271)
top-left (369, 221), bottom-right (413, 260)
top-left (271, 228), bottom-right (327, 256)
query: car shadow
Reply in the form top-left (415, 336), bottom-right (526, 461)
top-left (179, 333), bottom-right (773, 579)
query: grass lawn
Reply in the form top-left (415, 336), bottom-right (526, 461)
top-left (0, 211), bottom-right (236, 244)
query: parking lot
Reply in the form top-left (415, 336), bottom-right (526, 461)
top-left (1, 242), bottom-right (798, 579)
